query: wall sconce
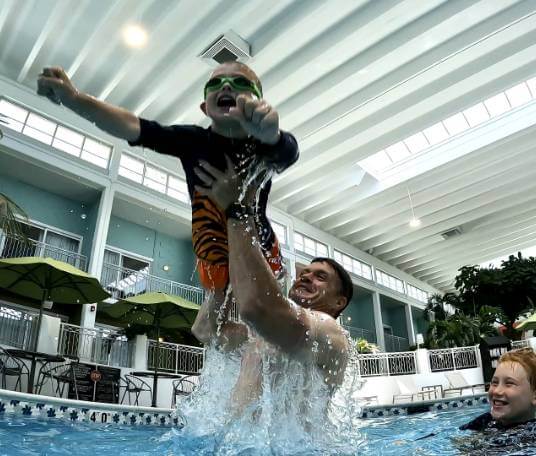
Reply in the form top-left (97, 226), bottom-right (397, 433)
top-left (163, 265), bottom-right (170, 272)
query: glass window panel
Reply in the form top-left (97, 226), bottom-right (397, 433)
top-left (422, 122), bottom-right (449, 145)
top-left (118, 167), bottom-right (143, 183)
top-left (362, 266), bottom-right (372, 280)
top-left (505, 82), bottom-right (532, 108)
top-left (143, 178), bottom-right (166, 193)
top-left (55, 126), bottom-right (84, 147)
top-left (359, 150), bottom-right (391, 173)
top-left (22, 126), bottom-right (53, 144)
top-left (81, 150), bottom-right (108, 168)
top-left (83, 138), bottom-right (111, 159)
top-left (526, 77), bottom-right (536, 98)
top-left (304, 238), bottom-right (315, 250)
top-left (294, 233), bottom-right (304, 250)
top-left (167, 188), bottom-right (189, 203)
top-left (0, 99), bottom-right (28, 122)
top-left (168, 175), bottom-right (187, 191)
top-left (385, 142), bottom-right (410, 162)
top-left (334, 251), bottom-right (342, 262)
top-left (145, 165), bottom-right (167, 184)
top-left (316, 243), bottom-right (328, 256)
top-left (463, 103), bottom-right (489, 127)
top-left (272, 222), bottom-right (287, 244)
top-left (484, 92), bottom-right (510, 117)
top-left (120, 154), bottom-right (144, 174)
top-left (0, 117), bottom-right (24, 132)
top-left (26, 113), bottom-right (56, 135)
top-left (404, 132), bottom-right (429, 154)
top-left (304, 245), bottom-right (316, 256)
top-left (52, 138), bottom-right (81, 156)
top-left (343, 256), bottom-right (352, 269)
top-left (442, 113), bottom-right (469, 136)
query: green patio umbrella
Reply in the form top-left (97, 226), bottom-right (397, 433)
top-left (98, 291), bottom-right (200, 407)
top-left (516, 312), bottom-right (536, 331)
top-left (0, 257), bottom-right (111, 351)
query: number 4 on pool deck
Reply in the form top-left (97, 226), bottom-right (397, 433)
top-left (89, 411), bottom-right (109, 423)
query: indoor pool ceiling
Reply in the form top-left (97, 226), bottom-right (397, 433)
top-left (2, 0), bottom-right (536, 291)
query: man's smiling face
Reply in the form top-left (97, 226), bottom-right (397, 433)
top-left (488, 361), bottom-right (536, 425)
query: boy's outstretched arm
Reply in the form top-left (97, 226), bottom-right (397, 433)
top-left (37, 67), bottom-right (140, 142)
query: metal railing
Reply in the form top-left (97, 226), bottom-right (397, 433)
top-left (342, 325), bottom-right (377, 343)
top-left (58, 323), bottom-right (132, 367)
top-left (384, 334), bottom-right (410, 352)
top-left (100, 263), bottom-right (204, 305)
top-left (147, 340), bottom-right (204, 375)
top-left (0, 304), bottom-right (37, 350)
top-left (511, 339), bottom-right (531, 349)
top-left (356, 351), bottom-right (417, 377)
top-left (428, 346), bottom-right (479, 372)
top-left (0, 233), bottom-right (87, 271)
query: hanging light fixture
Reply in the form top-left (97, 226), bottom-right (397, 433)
top-left (407, 187), bottom-right (421, 228)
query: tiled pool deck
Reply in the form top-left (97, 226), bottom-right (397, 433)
top-left (359, 393), bottom-right (488, 418)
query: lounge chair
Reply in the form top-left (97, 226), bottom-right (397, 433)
top-left (443, 372), bottom-right (486, 398)
top-left (393, 377), bottom-right (443, 404)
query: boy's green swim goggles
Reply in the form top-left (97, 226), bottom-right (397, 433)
top-left (204, 76), bottom-right (262, 100)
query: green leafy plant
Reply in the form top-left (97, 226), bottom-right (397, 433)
top-left (355, 337), bottom-right (378, 354)
top-left (0, 192), bottom-right (29, 240)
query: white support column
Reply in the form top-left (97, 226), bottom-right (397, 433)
top-left (80, 186), bottom-right (115, 328)
top-left (372, 291), bottom-right (385, 351)
top-left (405, 303), bottom-right (416, 347)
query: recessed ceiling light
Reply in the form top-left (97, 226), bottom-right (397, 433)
top-left (409, 217), bottom-right (422, 228)
top-left (122, 24), bottom-right (148, 48)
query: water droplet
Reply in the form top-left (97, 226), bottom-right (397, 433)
top-left (145, 237), bottom-right (150, 241)
top-left (116, 224), bottom-right (120, 228)
top-left (80, 213), bottom-right (87, 220)
top-left (145, 220), bottom-right (149, 224)
top-left (69, 209), bottom-right (74, 213)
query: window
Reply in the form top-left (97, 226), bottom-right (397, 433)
top-left (407, 284), bottom-right (429, 303)
top-left (376, 270), bottom-right (404, 294)
top-left (358, 76), bottom-right (536, 182)
top-left (293, 232), bottom-right (328, 257)
top-left (333, 250), bottom-right (373, 280)
top-left (102, 249), bottom-right (151, 298)
top-left (0, 98), bottom-right (112, 169)
top-left (119, 152), bottom-right (189, 203)
top-left (271, 220), bottom-right (287, 246)
top-left (0, 221), bottom-right (82, 268)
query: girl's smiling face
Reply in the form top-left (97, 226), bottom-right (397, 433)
top-left (488, 360), bottom-right (536, 425)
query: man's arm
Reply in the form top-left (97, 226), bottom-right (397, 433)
top-left (37, 67), bottom-right (140, 142)
top-left (191, 288), bottom-right (248, 352)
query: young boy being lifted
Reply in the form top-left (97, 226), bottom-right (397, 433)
top-left (37, 62), bottom-right (298, 343)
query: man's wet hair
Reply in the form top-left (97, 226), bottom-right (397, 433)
top-left (499, 348), bottom-right (536, 390)
top-left (311, 257), bottom-right (353, 306)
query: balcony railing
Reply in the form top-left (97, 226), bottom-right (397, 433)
top-left (356, 351), bottom-right (417, 377)
top-left (511, 340), bottom-right (530, 349)
top-left (0, 304), bottom-right (37, 350)
top-left (342, 325), bottom-right (377, 344)
top-left (0, 233), bottom-right (87, 271)
top-left (384, 334), bottom-right (410, 352)
top-left (147, 340), bottom-right (204, 374)
top-left (58, 323), bottom-right (132, 367)
top-left (428, 346), bottom-right (479, 372)
top-left (100, 263), bottom-right (204, 305)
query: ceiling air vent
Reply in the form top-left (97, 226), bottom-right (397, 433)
top-left (441, 227), bottom-right (463, 240)
top-left (199, 30), bottom-right (252, 66)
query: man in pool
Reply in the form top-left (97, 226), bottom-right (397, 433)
top-left (191, 155), bottom-right (352, 417)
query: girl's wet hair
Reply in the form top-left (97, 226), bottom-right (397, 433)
top-left (499, 348), bottom-right (536, 390)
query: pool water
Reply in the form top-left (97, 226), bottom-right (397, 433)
top-left (2, 404), bottom-right (520, 456)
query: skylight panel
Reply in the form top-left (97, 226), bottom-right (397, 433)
top-left (422, 122), bottom-right (449, 146)
top-left (52, 126), bottom-right (84, 156)
top-left (404, 132), bottom-right (429, 154)
top-left (505, 82), bottom-right (532, 108)
top-left (81, 138), bottom-right (111, 168)
top-left (484, 92), bottom-right (510, 117)
top-left (144, 165), bottom-right (167, 193)
top-left (0, 99), bottom-right (27, 131)
top-left (527, 77), bottom-right (536, 97)
top-left (462, 103), bottom-right (489, 127)
top-left (442, 112), bottom-right (469, 135)
top-left (167, 175), bottom-right (189, 203)
top-left (23, 113), bottom-right (56, 144)
top-left (385, 142), bottom-right (410, 161)
top-left (358, 150), bottom-right (392, 176)
top-left (119, 154), bottom-right (144, 183)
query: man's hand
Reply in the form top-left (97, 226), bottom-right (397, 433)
top-left (37, 67), bottom-right (78, 106)
top-left (227, 95), bottom-right (280, 145)
top-left (194, 155), bottom-right (244, 210)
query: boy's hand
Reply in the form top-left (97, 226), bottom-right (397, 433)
top-left (37, 67), bottom-right (79, 105)
top-left (228, 95), bottom-right (280, 145)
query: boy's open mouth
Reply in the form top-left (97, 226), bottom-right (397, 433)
top-left (217, 95), bottom-right (236, 110)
